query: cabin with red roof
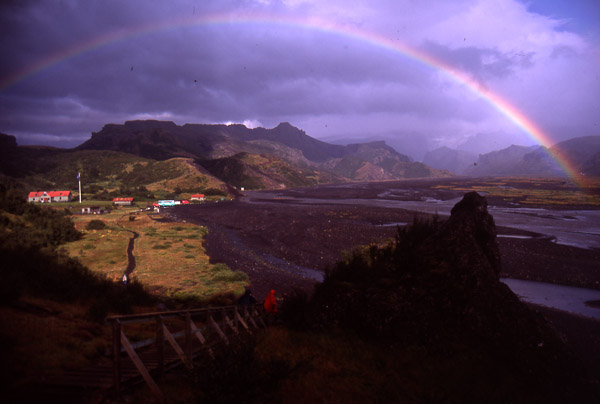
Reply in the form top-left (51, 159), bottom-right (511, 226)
top-left (112, 197), bottom-right (134, 206)
top-left (28, 191), bottom-right (73, 203)
top-left (190, 194), bottom-right (205, 201)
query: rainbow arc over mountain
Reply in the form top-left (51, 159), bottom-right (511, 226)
top-left (0, 12), bottom-right (586, 187)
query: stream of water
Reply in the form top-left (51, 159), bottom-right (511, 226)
top-left (245, 188), bottom-right (600, 319)
top-left (501, 278), bottom-right (600, 320)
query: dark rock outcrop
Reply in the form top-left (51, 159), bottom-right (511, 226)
top-left (305, 192), bottom-right (518, 342)
top-left (427, 190), bottom-right (501, 278)
top-left (293, 191), bottom-right (597, 401)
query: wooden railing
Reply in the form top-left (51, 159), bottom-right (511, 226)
top-left (108, 304), bottom-right (267, 402)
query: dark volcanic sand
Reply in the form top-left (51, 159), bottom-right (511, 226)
top-left (166, 179), bottom-right (600, 387)
top-left (170, 199), bottom-right (428, 298)
top-left (168, 180), bottom-right (600, 297)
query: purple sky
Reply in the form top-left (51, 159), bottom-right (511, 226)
top-left (1, 0), bottom-right (598, 160)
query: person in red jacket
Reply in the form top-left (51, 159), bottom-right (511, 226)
top-left (264, 289), bottom-right (277, 314)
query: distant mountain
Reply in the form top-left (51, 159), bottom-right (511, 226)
top-left (76, 120), bottom-right (448, 185)
top-left (457, 132), bottom-right (524, 155)
top-left (582, 153), bottom-right (600, 176)
top-left (0, 132), bottom-right (70, 178)
top-left (552, 136), bottom-right (600, 176)
top-left (423, 147), bottom-right (478, 175)
top-left (321, 132), bottom-right (429, 162)
top-left (465, 145), bottom-right (543, 176)
top-left (1, 122), bottom-right (450, 196)
top-left (76, 121), bottom-right (344, 162)
top-left (463, 136), bottom-right (600, 177)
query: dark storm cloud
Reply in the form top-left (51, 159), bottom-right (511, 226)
top-left (423, 41), bottom-right (536, 82)
top-left (0, 0), bottom-right (598, 157)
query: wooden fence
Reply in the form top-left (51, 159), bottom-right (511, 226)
top-left (108, 303), bottom-right (267, 402)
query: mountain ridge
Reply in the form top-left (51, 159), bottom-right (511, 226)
top-left (426, 136), bottom-right (600, 176)
top-left (75, 120), bottom-right (449, 186)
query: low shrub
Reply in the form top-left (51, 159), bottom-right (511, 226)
top-left (85, 219), bottom-right (106, 230)
top-left (210, 263), bottom-right (231, 273)
top-left (213, 271), bottom-right (248, 283)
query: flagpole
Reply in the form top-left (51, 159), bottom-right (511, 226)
top-left (78, 172), bottom-right (82, 203)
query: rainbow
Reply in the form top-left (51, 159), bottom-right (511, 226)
top-left (0, 11), bottom-right (585, 185)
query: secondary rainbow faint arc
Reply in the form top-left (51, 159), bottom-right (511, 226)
top-left (0, 12), bottom-right (583, 183)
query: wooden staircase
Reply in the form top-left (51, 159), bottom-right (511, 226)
top-left (43, 304), bottom-right (267, 403)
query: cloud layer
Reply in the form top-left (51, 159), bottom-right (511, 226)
top-left (1, 0), bottom-right (598, 159)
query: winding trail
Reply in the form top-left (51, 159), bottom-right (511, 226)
top-left (124, 230), bottom-right (139, 276)
top-left (116, 214), bottom-right (140, 277)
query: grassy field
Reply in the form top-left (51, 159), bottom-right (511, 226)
top-left (432, 177), bottom-right (600, 207)
top-left (64, 207), bottom-right (248, 302)
top-left (2, 202), bottom-right (248, 392)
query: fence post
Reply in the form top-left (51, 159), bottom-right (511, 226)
top-left (208, 309), bottom-right (229, 345)
top-left (185, 312), bottom-right (192, 368)
top-left (156, 316), bottom-right (164, 376)
top-left (112, 319), bottom-right (121, 399)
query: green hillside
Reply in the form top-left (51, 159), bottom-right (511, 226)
top-left (10, 149), bottom-right (229, 200)
top-left (198, 152), bottom-right (341, 190)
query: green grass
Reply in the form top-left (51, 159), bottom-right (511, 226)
top-left (432, 177), bottom-right (600, 207)
top-left (16, 148), bottom-right (230, 202)
top-left (64, 209), bottom-right (248, 300)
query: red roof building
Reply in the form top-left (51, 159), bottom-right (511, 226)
top-left (190, 194), bottom-right (205, 201)
top-left (28, 191), bottom-right (73, 203)
top-left (112, 197), bottom-right (134, 205)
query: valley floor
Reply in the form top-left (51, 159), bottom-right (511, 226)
top-left (168, 178), bottom-right (600, 298)
top-left (165, 178), bottom-right (600, 391)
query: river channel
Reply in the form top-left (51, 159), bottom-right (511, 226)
top-left (244, 186), bottom-right (600, 319)
top-left (501, 278), bottom-right (600, 320)
top-left (250, 187), bottom-right (600, 250)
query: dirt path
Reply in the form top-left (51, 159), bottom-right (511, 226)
top-left (124, 230), bottom-right (139, 276)
top-left (116, 214), bottom-right (140, 280)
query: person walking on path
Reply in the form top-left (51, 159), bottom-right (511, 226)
top-left (264, 289), bottom-right (277, 314)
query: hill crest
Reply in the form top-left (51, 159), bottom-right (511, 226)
top-left (76, 120), bottom-right (447, 185)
